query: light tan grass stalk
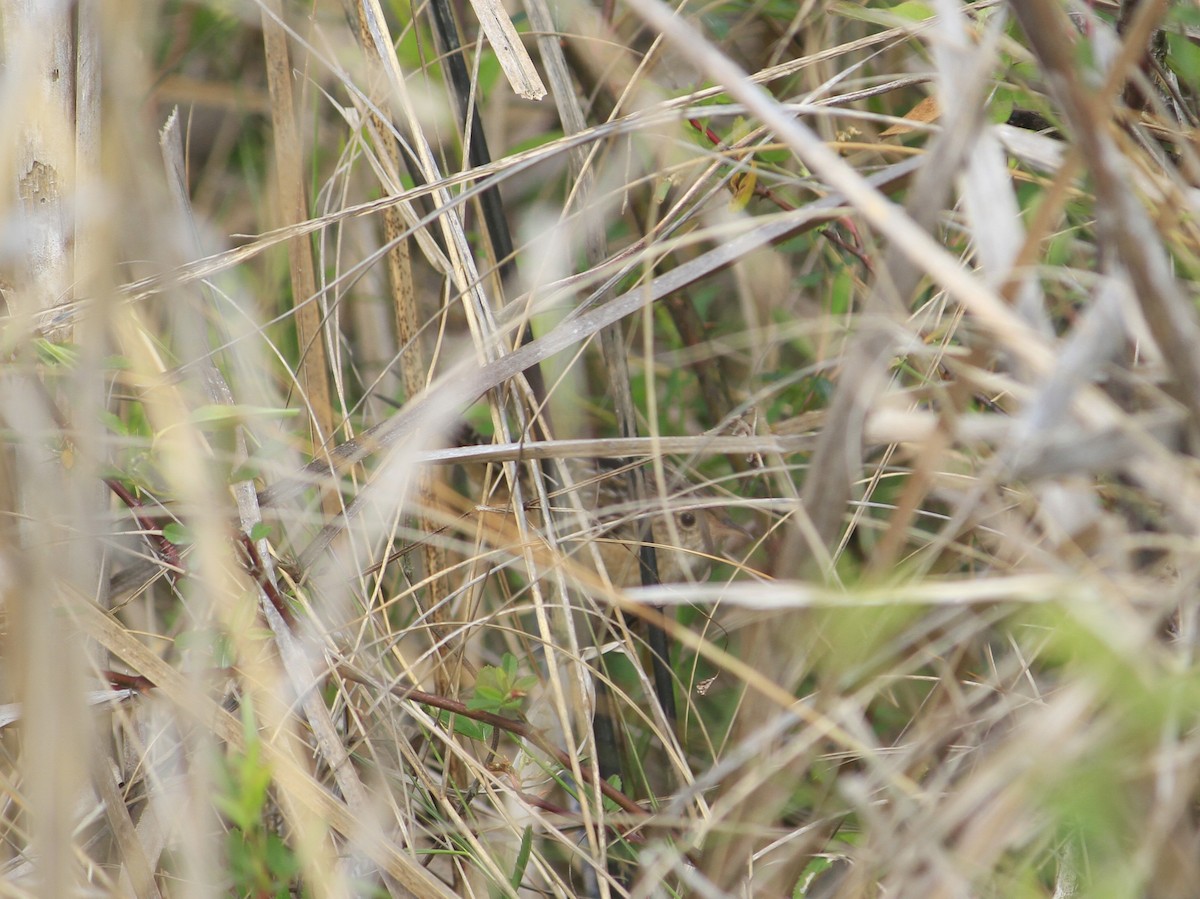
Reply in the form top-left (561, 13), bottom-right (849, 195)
top-left (261, 0), bottom-right (338, 517)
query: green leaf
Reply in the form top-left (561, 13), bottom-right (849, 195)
top-left (214, 702), bottom-right (274, 834)
top-left (465, 694), bottom-right (501, 713)
top-left (828, 268), bottom-right (853, 316)
top-left (264, 831), bottom-right (300, 881)
top-left (229, 461), bottom-right (262, 483)
top-left (470, 654), bottom-right (535, 714)
top-left (104, 353), bottom-right (133, 370)
top-left (449, 714), bottom-right (492, 742)
top-left (600, 774), bottom-right (625, 813)
top-left (189, 404), bottom-right (300, 428)
top-left (216, 770), bottom-right (261, 832)
top-left (834, 0), bottom-right (931, 27)
top-left (463, 401), bottom-right (495, 439)
top-left (509, 825), bottom-right (533, 890)
top-left (652, 176), bottom-right (673, 205)
top-left (33, 338), bottom-right (79, 367)
top-left (501, 651), bottom-right (519, 680)
top-left (990, 92), bottom-right (1014, 126)
top-left (514, 674), bottom-right (538, 695)
top-left (176, 627), bottom-right (235, 668)
top-left (161, 522), bottom-right (192, 545)
top-left (474, 665), bottom-right (506, 698)
top-left (889, 1), bottom-right (933, 21)
top-left (100, 410), bottom-right (130, 437)
top-left (1167, 4), bottom-right (1200, 28)
top-left (794, 854), bottom-right (835, 897)
top-left (249, 522), bottom-right (274, 542)
top-left (226, 830), bottom-right (255, 878)
top-left (175, 627), bottom-right (218, 654)
top-left (1166, 32), bottom-right (1200, 84)
top-left (505, 127), bottom-right (565, 158)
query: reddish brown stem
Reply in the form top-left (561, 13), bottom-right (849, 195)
top-left (104, 477), bottom-right (182, 571)
top-left (237, 534), bottom-right (296, 627)
top-left (686, 118), bottom-right (873, 271)
top-left (335, 666), bottom-right (649, 819)
top-left (103, 670), bottom-right (156, 693)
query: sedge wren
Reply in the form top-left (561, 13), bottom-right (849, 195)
top-left (479, 456), bottom-right (743, 588)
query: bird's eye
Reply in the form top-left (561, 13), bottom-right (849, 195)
top-left (679, 511), bottom-right (697, 528)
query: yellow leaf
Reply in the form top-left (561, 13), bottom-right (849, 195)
top-left (881, 95), bottom-right (940, 137)
top-left (730, 164), bottom-right (757, 210)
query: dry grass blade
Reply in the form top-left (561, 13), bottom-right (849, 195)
top-left (463, 0), bottom-right (546, 100)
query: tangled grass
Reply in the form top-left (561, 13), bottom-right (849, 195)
top-left (0, 0), bottom-right (1198, 896)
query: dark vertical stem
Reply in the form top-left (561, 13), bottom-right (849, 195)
top-left (426, 0), bottom-right (549, 422)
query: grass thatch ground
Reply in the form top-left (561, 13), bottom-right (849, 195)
top-left (1, 0), bottom-right (1199, 896)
